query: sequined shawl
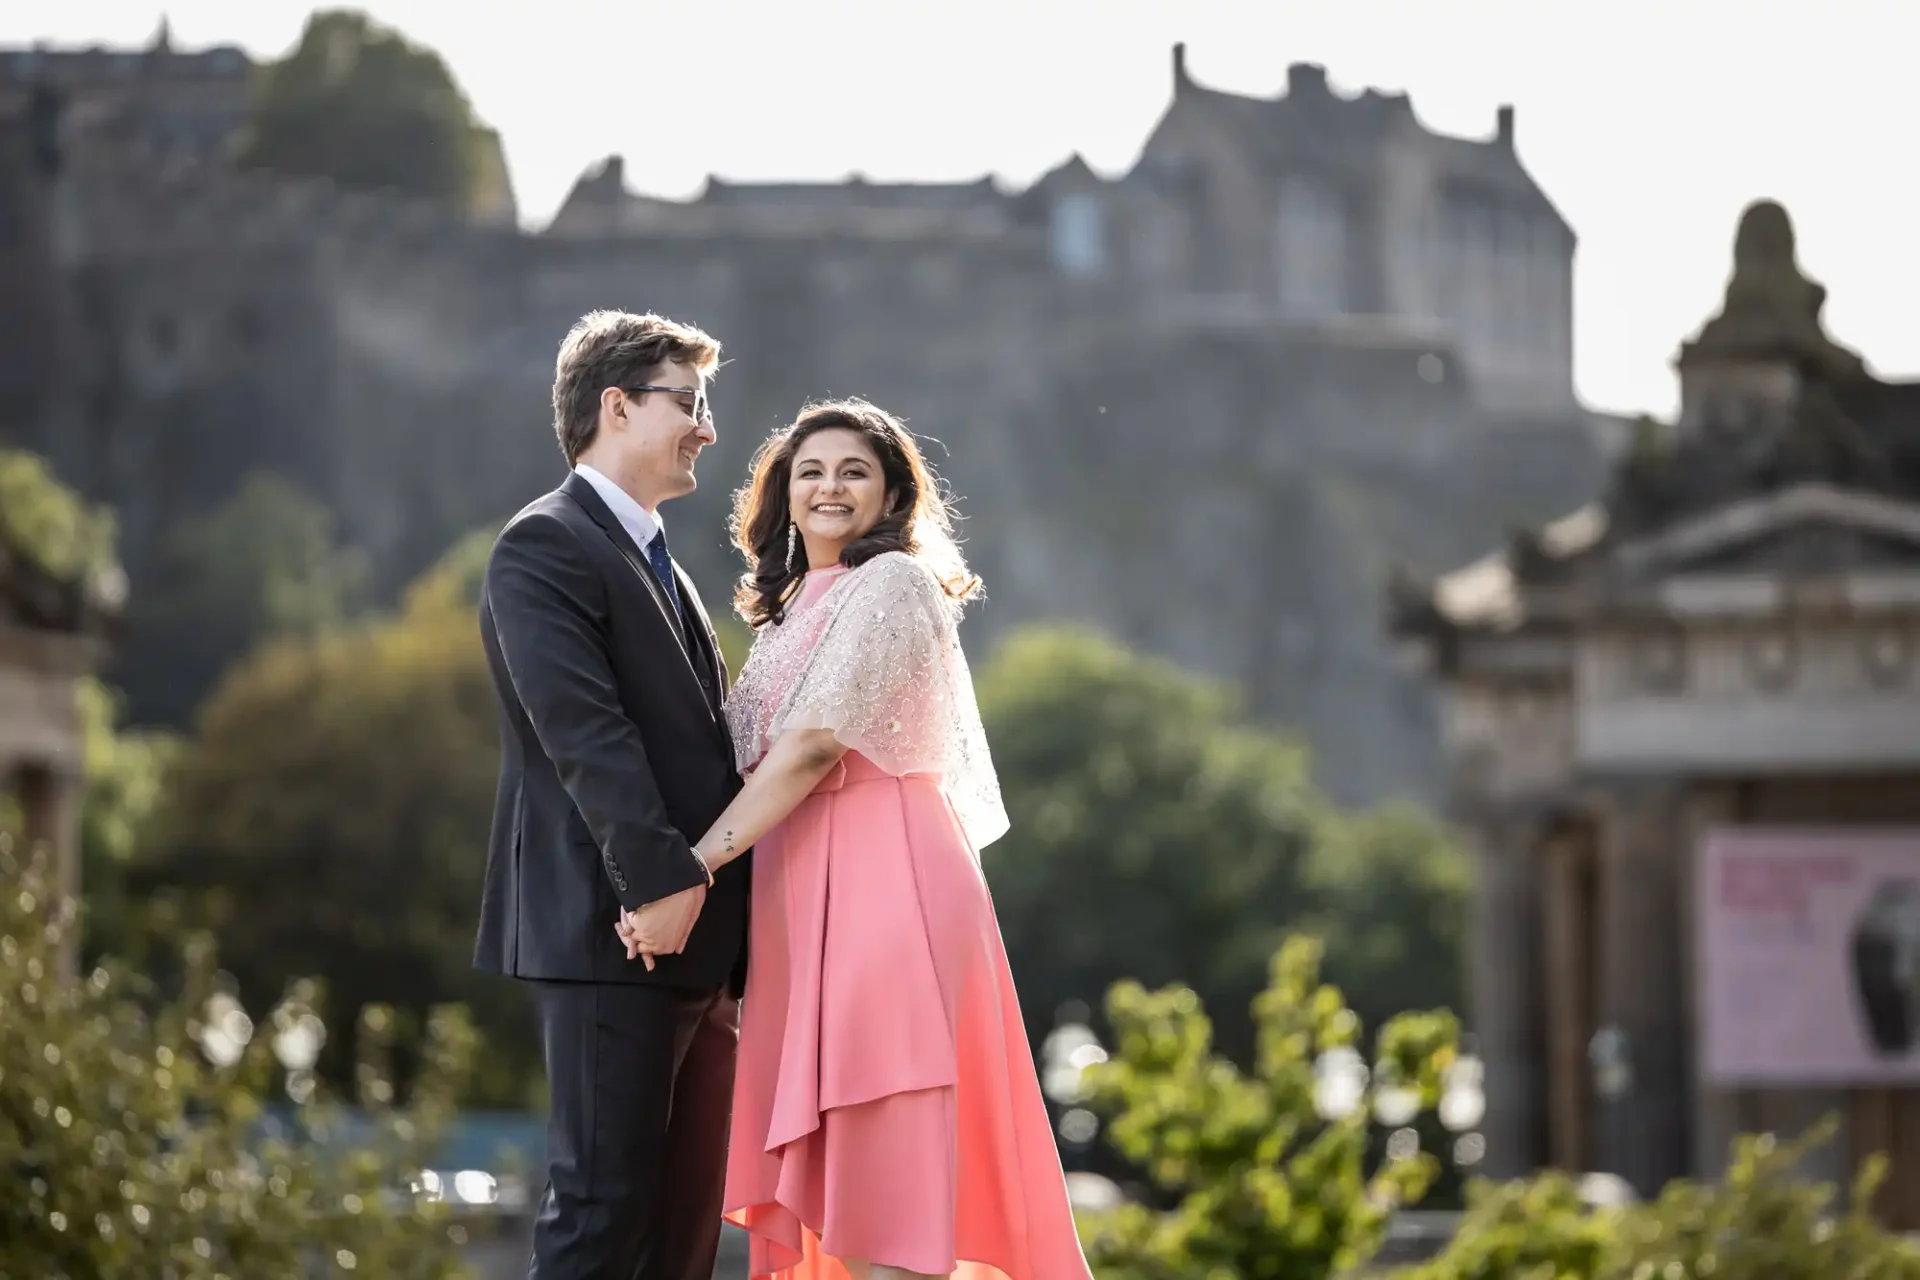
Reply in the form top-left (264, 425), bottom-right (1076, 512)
top-left (723, 551), bottom-right (1009, 853)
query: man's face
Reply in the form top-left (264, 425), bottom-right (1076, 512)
top-left (613, 360), bottom-right (716, 504)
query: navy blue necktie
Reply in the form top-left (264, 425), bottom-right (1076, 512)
top-left (644, 529), bottom-right (686, 628)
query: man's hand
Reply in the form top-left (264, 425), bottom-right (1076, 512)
top-left (616, 884), bottom-right (706, 966)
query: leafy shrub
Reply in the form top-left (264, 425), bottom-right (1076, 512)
top-left (1079, 935), bottom-right (1458, 1280)
top-left (0, 836), bottom-right (478, 1278)
top-left (1405, 1119), bottom-right (1920, 1280)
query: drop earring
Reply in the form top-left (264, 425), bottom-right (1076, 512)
top-left (784, 522), bottom-right (797, 572)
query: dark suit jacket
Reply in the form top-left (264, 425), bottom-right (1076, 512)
top-left (473, 471), bottom-right (748, 992)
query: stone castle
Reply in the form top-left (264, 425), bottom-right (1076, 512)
top-left (0, 27), bottom-right (1608, 802)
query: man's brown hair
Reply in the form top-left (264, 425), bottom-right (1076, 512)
top-left (551, 311), bottom-right (722, 464)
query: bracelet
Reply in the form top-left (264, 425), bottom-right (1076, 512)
top-left (693, 849), bottom-right (715, 887)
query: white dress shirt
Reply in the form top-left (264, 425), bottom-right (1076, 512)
top-left (573, 463), bottom-right (663, 556)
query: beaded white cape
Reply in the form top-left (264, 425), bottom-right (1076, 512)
top-left (723, 550), bottom-right (1009, 853)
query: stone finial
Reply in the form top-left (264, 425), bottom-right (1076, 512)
top-left (1733, 197), bottom-right (1794, 268)
top-left (587, 154), bottom-right (625, 194)
top-left (1496, 104), bottom-right (1514, 148)
top-left (1679, 199), bottom-right (1866, 380)
top-left (1287, 62), bottom-right (1329, 97)
top-left (1172, 42), bottom-right (1189, 92)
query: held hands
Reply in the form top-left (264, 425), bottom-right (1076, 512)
top-left (614, 883), bottom-right (707, 970)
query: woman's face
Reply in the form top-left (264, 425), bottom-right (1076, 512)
top-left (788, 427), bottom-right (892, 562)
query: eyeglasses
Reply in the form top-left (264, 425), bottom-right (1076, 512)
top-left (624, 384), bottom-right (712, 426)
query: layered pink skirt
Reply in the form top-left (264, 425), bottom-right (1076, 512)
top-left (723, 753), bottom-right (1094, 1280)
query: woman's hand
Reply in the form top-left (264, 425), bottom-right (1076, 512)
top-left (614, 914), bottom-right (653, 969)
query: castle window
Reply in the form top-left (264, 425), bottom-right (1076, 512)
top-left (1275, 175), bottom-right (1348, 317)
top-left (1533, 221), bottom-right (1568, 359)
top-left (1496, 208), bottom-right (1531, 343)
top-left (1134, 202), bottom-right (1186, 281)
top-left (1050, 194), bottom-right (1106, 278)
top-left (1436, 194), bottom-right (1500, 346)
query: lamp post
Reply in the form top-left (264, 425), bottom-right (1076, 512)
top-left (271, 1003), bottom-right (327, 1104)
top-left (1313, 1047), bottom-right (1369, 1122)
top-left (1313, 1046), bottom-right (1489, 1173)
top-left (194, 986), bottom-right (255, 1070)
top-left (1439, 1053), bottom-right (1487, 1169)
top-left (1588, 1022), bottom-right (1635, 1193)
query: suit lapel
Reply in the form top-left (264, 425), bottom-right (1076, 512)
top-left (560, 473), bottom-right (718, 728)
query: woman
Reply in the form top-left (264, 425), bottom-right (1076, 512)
top-left (630, 398), bottom-right (1094, 1280)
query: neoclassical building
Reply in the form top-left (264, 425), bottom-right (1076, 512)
top-left (1392, 201), bottom-right (1920, 1222)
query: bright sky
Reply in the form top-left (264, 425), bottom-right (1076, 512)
top-left (12, 1), bottom-right (1918, 418)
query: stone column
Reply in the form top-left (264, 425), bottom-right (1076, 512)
top-left (1539, 818), bottom-right (1599, 1172)
top-left (1681, 782), bottom-right (1740, 1182)
top-left (1469, 811), bottom-right (1546, 1177)
top-left (19, 761), bottom-right (84, 983)
top-left (1593, 780), bottom-right (1691, 1197)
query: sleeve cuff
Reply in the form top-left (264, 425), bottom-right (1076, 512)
top-left (613, 845), bottom-right (713, 912)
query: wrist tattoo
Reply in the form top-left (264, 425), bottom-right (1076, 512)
top-left (723, 830), bottom-right (736, 855)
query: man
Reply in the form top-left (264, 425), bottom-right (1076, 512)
top-left (473, 310), bottom-right (747, 1278)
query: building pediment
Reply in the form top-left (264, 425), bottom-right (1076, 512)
top-left (1391, 482), bottom-right (1920, 659)
top-left (1614, 483), bottom-right (1920, 580)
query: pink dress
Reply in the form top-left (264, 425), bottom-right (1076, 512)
top-left (722, 554), bottom-right (1094, 1280)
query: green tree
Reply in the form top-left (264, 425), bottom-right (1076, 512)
top-left (236, 10), bottom-right (503, 214)
top-left (1081, 936), bottom-right (1458, 1279)
top-left (715, 612), bottom-right (752, 681)
top-left (0, 838), bottom-right (476, 1277)
top-left (406, 527), bottom-right (492, 616)
top-left (136, 533), bottom-right (530, 1107)
top-left (118, 473), bottom-right (367, 727)
top-left (1295, 802), bottom-right (1471, 1041)
top-left (75, 677), bottom-right (182, 965)
top-left (975, 626), bottom-right (1468, 1064)
top-left (0, 449), bottom-right (120, 606)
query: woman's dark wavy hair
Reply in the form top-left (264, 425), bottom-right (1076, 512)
top-left (730, 398), bottom-right (979, 628)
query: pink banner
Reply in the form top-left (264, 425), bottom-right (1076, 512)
top-left (1699, 828), bottom-right (1920, 1085)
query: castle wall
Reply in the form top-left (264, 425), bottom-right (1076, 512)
top-left (0, 113), bottom-right (64, 435)
top-left (0, 40), bottom-right (1610, 801)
